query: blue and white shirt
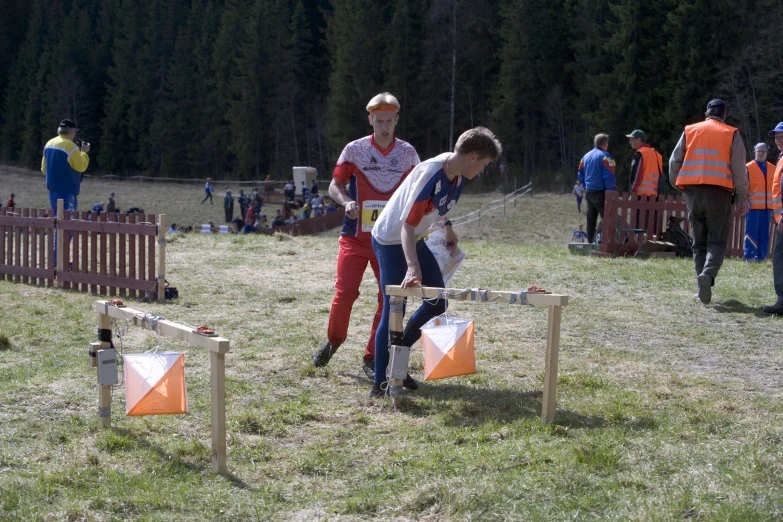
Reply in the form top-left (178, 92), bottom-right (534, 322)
top-left (372, 153), bottom-right (463, 245)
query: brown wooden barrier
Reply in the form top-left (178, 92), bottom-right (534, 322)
top-left (600, 192), bottom-right (776, 258)
top-left (0, 204), bottom-right (164, 299)
top-left (257, 209), bottom-right (345, 236)
top-left (57, 205), bottom-right (159, 297)
top-left (0, 207), bottom-right (56, 286)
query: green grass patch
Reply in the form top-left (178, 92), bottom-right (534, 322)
top-left (2, 192), bottom-right (783, 520)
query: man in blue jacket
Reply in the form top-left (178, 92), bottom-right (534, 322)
top-left (577, 133), bottom-right (616, 243)
top-left (42, 119), bottom-right (90, 213)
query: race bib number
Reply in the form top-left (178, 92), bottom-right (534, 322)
top-left (361, 200), bottom-right (387, 232)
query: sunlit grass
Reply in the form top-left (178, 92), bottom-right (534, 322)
top-left (1, 186), bottom-right (782, 520)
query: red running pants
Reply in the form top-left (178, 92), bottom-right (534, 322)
top-left (327, 235), bottom-right (382, 361)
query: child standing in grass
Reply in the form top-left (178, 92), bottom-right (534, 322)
top-left (573, 180), bottom-right (584, 213)
top-left (202, 178), bottom-right (213, 204)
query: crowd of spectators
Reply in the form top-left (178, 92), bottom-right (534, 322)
top-left (219, 181), bottom-right (337, 234)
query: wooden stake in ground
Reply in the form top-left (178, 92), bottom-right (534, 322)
top-left (92, 301), bottom-right (231, 473)
top-left (157, 214), bottom-right (166, 302)
top-left (384, 285), bottom-right (569, 424)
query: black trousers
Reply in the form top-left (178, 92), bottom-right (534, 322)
top-left (682, 186), bottom-right (732, 284)
top-left (585, 190), bottom-right (606, 243)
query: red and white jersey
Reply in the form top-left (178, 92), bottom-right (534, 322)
top-left (333, 135), bottom-right (420, 241)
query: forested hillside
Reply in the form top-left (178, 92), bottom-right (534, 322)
top-left (1, 0), bottom-right (781, 189)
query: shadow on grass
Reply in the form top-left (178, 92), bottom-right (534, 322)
top-left (712, 299), bottom-right (768, 318)
top-left (395, 382), bottom-right (607, 430)
top-left (109, 427), bottom-right (252, 490)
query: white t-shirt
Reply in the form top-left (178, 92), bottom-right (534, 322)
top-left (372, 153), bottom-right (465, 245)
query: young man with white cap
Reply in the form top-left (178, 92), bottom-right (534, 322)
top-left (744, 142), bottom-right (775, 262)
top-left (313, 93), bottom-right (420, 381)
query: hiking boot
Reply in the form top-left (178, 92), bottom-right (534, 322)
top-left (763, 302), bottom-right (783, 315)
top-left (363, 359), bottom-right (374, 380)
top-left (313, 341), bottom-right (339, 367)
top-left (402, 373), bottom-right (418, 390)
top-left (369, 382), bottom-right (386, 398)
top-left (696, 274), bottom-right (712, 304)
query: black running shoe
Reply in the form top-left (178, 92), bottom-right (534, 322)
top-left (369, 382), bottom-right (385, 398)
top-left (313, 341), bottom-right (339, 367)
top-left (402, 373), bottom-right (418, 390)
top-left (363, 359), bottom-right (374, 380)
top-left (763, 302), bottom-right (783, 315)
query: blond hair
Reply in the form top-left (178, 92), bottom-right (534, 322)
top-left (454, 127), bottom-right (502, 160)
top-left (366, 92), bottom-right (400, 113)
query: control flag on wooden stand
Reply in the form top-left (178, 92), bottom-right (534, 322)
top-left (421, 316), bottom-right (476, 381)
top-left (123, 352), bottom-right (188, 416)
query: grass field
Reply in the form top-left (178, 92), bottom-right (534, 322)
top-left (0, 166), bottom-right (573, 244)
top-left (2, 168), bottom-right (783, 520)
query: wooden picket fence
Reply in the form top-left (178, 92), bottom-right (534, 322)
top-left (0, 207), bottom-right (56, 286)
top-left (600, 192), bottom-right (776, 258)
top-left (257, 209), bottom-right (345, 236)
top-left (0, 201), bottom-right (166, 299)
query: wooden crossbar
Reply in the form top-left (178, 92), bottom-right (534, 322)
top-left (93, 300), bottom-right (230, 473)
top-left (385, 285), bottom-right (569, 307)
top-left (384, 285), bottom-right (568, 424)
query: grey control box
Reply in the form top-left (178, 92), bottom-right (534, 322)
top-left (97, 349), bottom-right (119, 385)
top-left (388, 345), bottom-right (410, 381)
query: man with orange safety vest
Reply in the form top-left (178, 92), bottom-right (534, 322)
top-left (669, 99), bottom-right (748, 304)
top-left (627, 129), bottom-right (664, 197)
top-left (763, 122), bottom-right (783, 314)
top-left (744, 143), bottom-right (775, 262)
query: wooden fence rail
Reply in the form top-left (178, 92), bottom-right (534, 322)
top-left (0, 201), bottom-right (166, 300)
top-left (0, 207), bottom-right (56, 286)
top-left (600, 192), bottom-right (776, 258)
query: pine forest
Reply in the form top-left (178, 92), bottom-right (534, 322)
top-left (1, 0), bottom-right (782, 190)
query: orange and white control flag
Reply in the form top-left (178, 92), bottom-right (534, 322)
top-left (421, 316), bottom-right (476, 381)
top-left (123, 352), bottom-right (188, 416)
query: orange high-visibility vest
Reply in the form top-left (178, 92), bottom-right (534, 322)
top-left (634, 146), bottom-right (663, 196)
top-left (746, 160), bottom-right (775, 210)
top-left (772, 160), bottom-right (783, 223)
top-left (675, 119), bottom-right (736, 191)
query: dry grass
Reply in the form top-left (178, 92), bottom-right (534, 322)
top-left (2, 168), bottom-right (783, 520)
top-left (1, 165), bottom-right (578, 244)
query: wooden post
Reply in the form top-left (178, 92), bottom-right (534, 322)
top-left (385, 285), bottom-right (568, 422)
top-left (99, 383), bottom-right (112, 429)
top-left (157, 214), bottom-right (166, 302)
top-left (13, 210), bottom-right (21, 283)
top-left (56, 198), bottom-right (65, 285)
top-left (210, 351), bottom-right (227, 473)
top-left (97, 311), bottom-right (113, 427)
top-left (388, 296), bottom-right (405, 389)
top-left (503, 193), bottom-right (506, 216)
top-left (541, 305), bottom-right (562, 424)
top-left (514, 179), bottom-right (517, 207)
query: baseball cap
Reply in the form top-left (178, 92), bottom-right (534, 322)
top-left (754, 142), bottom-right (770, 151)
top-left (625, 129), bottom-right (646, 140)
top-left (768, 122), bottom-right (783, 136)
top-left (706, 99), bottom-right (726, 111)
top-left (59, 119), bottom-right (77, 129)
